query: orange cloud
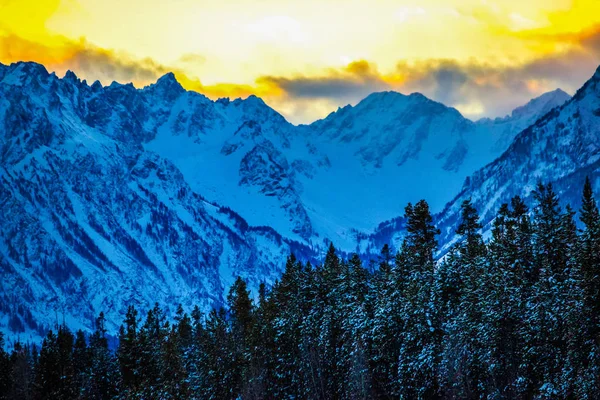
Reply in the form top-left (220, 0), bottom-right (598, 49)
top-left (0, 0), bottom-right (280, 101)
top-left (0, 34), bottom-right (168, 85)
top-left (256, 60), bottom-right (388, 102)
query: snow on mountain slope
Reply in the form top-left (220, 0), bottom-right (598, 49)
top-left (147, 86), bottom-right (569, 250)
top-left (476, 88), bottom-right (572, 155)
top-left (143, 88), bottom-right (319, 243)
top-left (366, 70), bottom-right (598, 255)
top-left (290, 90), bottom-right (569, 249)
top-left (437, 73), bottom-right (599, 251)
top-left (0, 62), bottom-right (315, 343)
top-left (0, 60), bottom-right (572, 341)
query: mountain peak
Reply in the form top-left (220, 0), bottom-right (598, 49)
top-left (0, 61), bottom-right (49, 86)
top-left (148, 72), bottom-right (185, 99)
top-left (572, 65), bottom-right (600, 102)
top-left (549, 88), bottom-right (569, 97)
top-left (243, 94), bottom-right (268, 107)
top-left (510, 88), bottom-right (571, 120)
top-left (156, 71), bottom-right (179, 86)
top-left (91, 80), bottom-right (103, 92)
top-left (13, 61), bottom-right (49, 75)
top-left (360, 90), bottom-right (408, 104)
top-left (64, 69), bottom-right (80, 83)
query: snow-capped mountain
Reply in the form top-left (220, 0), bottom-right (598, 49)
top-left (475, 88), bottom-right (572, 155)
top-left (368, 70), bottom-right (600, 254)
top-left (0, 62), bottom-right (314, 342)
top-left (295, 89), bottom-right (570, 249)
top-left (437, 70), bottom-right (600, 251)
top-left (148, 86), bottom-right (569, 250)
top-left (0, 60), bottom-right (571, 341)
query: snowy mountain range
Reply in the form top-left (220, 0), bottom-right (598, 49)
top-left (0, 60), bottom-right (575, 341)
top-left (367, 70), bottom-right (600, 255)
top-left (433, 67), bottom-right (600, 252)
top-left (147, 80), bottom-right (570, 250)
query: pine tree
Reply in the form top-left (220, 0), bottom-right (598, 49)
top-left (9, 342), bottom-right (35, 400)
top-left (34, 330), bottom-right (60, 399)
top-left (527, 183), bottom-right (569, 396)
top-left (448, 199), bottom-right (487, 397)
top-left (117, 305), bottom-right (140, 395)
top-left (72, 330), bottom-right (89, 397)
top-left (486, 202), bottom-right (523, 397)
top-left (580, 176), bottom-right (600, 328)
top-left (398, 200), bottom-right (441, 399)
top-left (201, 308), bottom-right (236, 400)
top-left (437, 248), bottom-right (465, 397)
top-left (300, 261), bottom-right (328, 399)
top-left (137, 304), bottom-right (169, 398)
top-left (456, 198), bottom-right (487, 261)
top-left (174, 304), bottom-right (193, 351)
top-left (272, 254), bottom-right (307, 397)
top-left (249, 282), bottom-right (278, 398)
top-left (227, 276), bottom-right (255, 397)
top-left (86, 312), bottom-right (119, 399)
top-left (575, 177), bottom-right (600, 396)
top-left (371, 245), bottom-right (404, 398)
top-left (186, 304), bottom-right (205, 396)
top-left (319, 243), bottom-right (347, 398)
top-left (533, 183), bottom-right (565, 279)
top-left (340, 253), bottom-right (372, 398)
top-left (0, 333), bottom-right (13, 400)
top-left (56, 325), bottom-right (76, 399)
top-left (159, 327), bottom-right (189, 399)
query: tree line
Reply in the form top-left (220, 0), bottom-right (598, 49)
top-left (1, 178), bottom-right (600, 399)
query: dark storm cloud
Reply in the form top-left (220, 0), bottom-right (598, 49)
top-left (257, 60), bottom-right (390, 103)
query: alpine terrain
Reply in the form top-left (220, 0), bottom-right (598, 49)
top-left (0, 60), bottom-right (573, 342)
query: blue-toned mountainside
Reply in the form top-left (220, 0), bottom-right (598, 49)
top-left (366, 68), bottom-right (600, 255)
top-left (0, 61), bottom-right (570, 341)
top-left (436, 67), bottom-right (600, 252)
top-left (0, 62), bottom-right (315, 342)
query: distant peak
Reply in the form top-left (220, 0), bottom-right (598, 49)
top-left (510, 89), bottom-right (571, 120)
top-left (0, 61), bottom-right (49, 86)
top-left (149, 72), bottom-right (185, 98)
top-left (231, 94), bottom-right (268, 109)
top-left (538, 88), bottom-right (571, 103)
top-left (12, 61), bottom-right (50, 77)
top-left (408, 92), bottom-right (428, 100)
top-left (156, 72), bottom-right (178, 85)
top-left (354, 90), bottom-right (454, 117)
top-left (363, 91), bottom-right (405, 101)
top-left (360, 90), bottom-right (437, 107)
top-left (91, 80), bottom-right (103, 92)
top-left (245, 94), bottom-right (266, 105)
top-left (64, 70), bottom-right (79, 82)
top-left (550, 88), bottom-right (569, 96)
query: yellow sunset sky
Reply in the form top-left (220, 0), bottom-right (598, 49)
top-left (1, 0), bottom-right (600, 123)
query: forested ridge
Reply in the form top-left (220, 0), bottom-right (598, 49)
top-left (2, 178), bottom-right (600, 399)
